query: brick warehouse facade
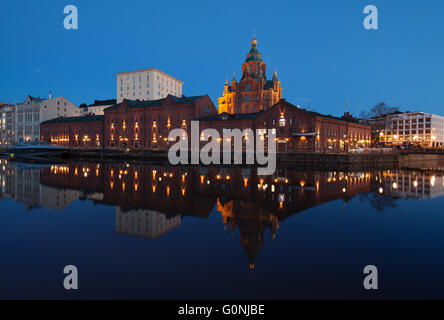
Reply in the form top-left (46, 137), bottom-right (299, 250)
top-left (41, 98), bottom-right (371, 153)
top-left (199, 99), bottom-right (372, 153)
top-left (41, 115), bottom-right (104, 147)
top-left (103, 94), bottom-right (217, 149)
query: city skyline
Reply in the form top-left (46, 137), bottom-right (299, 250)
top-left (1, 0), bottom-right (444, 118)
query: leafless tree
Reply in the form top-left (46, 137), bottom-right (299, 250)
top-left (360, 102), bottom-right (400, 119)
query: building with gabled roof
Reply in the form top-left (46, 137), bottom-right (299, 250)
top-left (104, 94), bottom-right (217, 149)
top-left (15, 94), bottom-right (81, 143)
top-left (199, 99), bottom-right (372, 153)
top-left (40, 115), bottom-right (104, 147)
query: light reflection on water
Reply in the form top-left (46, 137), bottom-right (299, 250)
top-left (1, 158), bottom-right (444, 299)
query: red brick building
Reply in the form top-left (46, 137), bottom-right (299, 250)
top-left (40, 115), bottom-right (104, 147)
top-left (103, 94), bottom-right (217, 149)
top-left (41, 96), bottom-right (370, 153)
top-left (199, 99), bottom-right (372, 153)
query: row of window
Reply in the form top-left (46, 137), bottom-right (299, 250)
top-left (119, 88), bottom-right (181, 99)
top-left (108, 114), bottom-right (192, 125)
top-left (393, 124), bottom-right (432, 129)
top-left (392, 118), bottom-right (432, 125)
top-left (121, 84), bottom-right (150, 91)
top-left (385, 130), bottom-right (434, 135)
top-left (17, 126), bottom-right (39, 133)
top-left (17, 114), bottom-right (40, 122)
top-left (119, 74), bottom-right (181, 90)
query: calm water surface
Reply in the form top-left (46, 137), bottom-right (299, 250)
top-left (1, 158), bottom-right (444, 299)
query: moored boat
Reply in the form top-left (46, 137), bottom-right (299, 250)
top-left (5, 142), bottom-right (68, 158)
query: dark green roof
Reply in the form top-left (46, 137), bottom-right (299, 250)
top-left (41, 115), bottom-right (104, 125)
top-left (88, 99), bottom-right (116, 107)
top-left (104, 95), bottom-right (206, 111)
top-left (26, 95), bottom-right (45, 103)
top-left (245, 40), bottom-right (263, 63)
top-left (264, 80), bottom-right (274, 90)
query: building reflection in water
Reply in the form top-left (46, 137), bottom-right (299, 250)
top-left (379, 170), bottom-right (444, 199)
top-left (115, 207), bottom-right (182, 239)
top-left (2, 158), bottom-right (444, 269)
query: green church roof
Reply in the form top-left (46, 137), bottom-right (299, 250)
top-left (245, 38), bottom-right (263, 63)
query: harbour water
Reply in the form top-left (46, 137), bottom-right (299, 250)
top-left (1, 158), bottom-right (444, 299)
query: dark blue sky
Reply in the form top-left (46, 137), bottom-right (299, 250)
top-left (1, 0), bottom-right (443, 117)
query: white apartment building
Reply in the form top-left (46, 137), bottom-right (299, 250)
top-left (366, 112), bottom-right (444, 147)
top-left (116, 68), bottom-right (183, 103)
top-left (115, 207), bottom-right (182, 239)
top-left (40, 185), bottom-right (80, 210)
top-left (15, 95), bottom-right (81, 143)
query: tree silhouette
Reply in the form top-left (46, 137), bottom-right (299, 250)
top-left (360, 102), bottom-right (400, 119)
top-left (358, 191), bottom-right (399, 212)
